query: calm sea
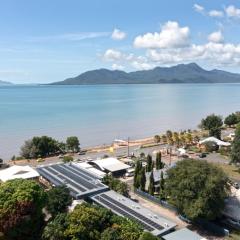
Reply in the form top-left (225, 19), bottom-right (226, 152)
top-left (0, 84), bottom-right (240, 160)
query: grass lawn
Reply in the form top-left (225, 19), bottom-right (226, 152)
top-left (213, 163), bottom-right (240, 181)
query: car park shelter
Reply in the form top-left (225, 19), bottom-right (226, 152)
top-left (37, 163), bottom-right (108, 199)
top-left (91, 190), bottom-right (176, 236)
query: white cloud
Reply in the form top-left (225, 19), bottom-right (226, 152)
top-left (208, 31), bottom-right (224, 43)
top-left (193, 4), bottom-right (205, 13)
top-left (225, 5), bottom-right (240, 18)
top-left (209, 10), bottom-right (224, 18)
top-left (111, 28), bottom-right (126, 40)
top-left (131, 61), bottom-right (153, 70)
top-left (103, 49), bottom-right (123, 61)
top-left (27, 32), bottom-right (110, 42)
top-left (112, 63), bottom-right (125, 70)
top-left (134, 21), bottom-right (190, 49)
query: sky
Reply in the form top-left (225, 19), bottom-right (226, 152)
top-left (1, 0), bottom-right (240, 83)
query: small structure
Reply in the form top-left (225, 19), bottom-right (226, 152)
top-left (145, 169), bottom-right (167, 189)
top-left (91, 190), bottom-right (176, 236)
top-left (90, 157), bottom-right (130, 176)
top-left (177, 148), bottom-right (187, 156)
top-left (163, 228), bottom-right (206, 240)
top-left (0, 165), bottom-right (39, 182)
top-left (199, 137), bottom-right (231, 147)
top-left (72, 162), bottom-right (106, 179)
top-left (37, 163), bottom-right (108, 199)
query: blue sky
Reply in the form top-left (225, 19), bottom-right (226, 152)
top-left (1, 0), bottom-right (240, 83)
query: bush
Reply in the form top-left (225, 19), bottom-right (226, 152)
top-left (204, 141), bottom-right (219, 152)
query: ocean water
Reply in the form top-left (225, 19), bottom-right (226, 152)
top-left (0, 84), bottom-right (240, 160)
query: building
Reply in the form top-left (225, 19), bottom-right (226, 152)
top-left (163, 228), bottom-right (206, 240)
top-left (199, 137), bottom-right (231, 147)
top-left (89, 157), bottom-right (130, 176)
top-left (0, 165), bottom-right (39, 182)
top-left (37, 163), bottom-right (108, 199)
top-left (91, 190), bottom-right (176, 236)
top-left (72, 162), bottom-right (106, 179)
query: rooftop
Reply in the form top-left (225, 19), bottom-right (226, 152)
top-left (91, 190), bottom-right (176, 236)
top-left (163, 228), bottom-right (206, 240)
top-left (0, 165), bottom-right (39, 182)
top-left (92, 157), bottom-right (130, 173)
top-left (37, 163), bottom-right (108, 199)
top-left (199, 137), bottom-right (230, 146)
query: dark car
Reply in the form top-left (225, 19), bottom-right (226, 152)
top-left (198, 153), bottom-right (207, 158)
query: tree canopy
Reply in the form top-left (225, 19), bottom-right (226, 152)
top-left (200, 114), bottom-right (223, 131)
top-left (231, 124), bottom-right (240, 164)
top-left (46, 185), bottom-right (72, 217)
top-left (0, 179), bottom-right (47, 239)
top-left (66, 136), bottom-right (80, 153)
top-left (165, 159), bottom-right (228, 220)
top-left (224, 113), bottom-right (239, 127)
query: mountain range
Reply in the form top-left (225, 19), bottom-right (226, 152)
top-left (0, 80), bottom-right (12, 85)
top-left (51, 62), bottom-right (240, 85)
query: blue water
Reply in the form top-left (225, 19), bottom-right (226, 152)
top-left (0, 84), bottom-right (240, 160)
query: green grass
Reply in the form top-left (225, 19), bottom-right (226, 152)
top-left (226, 231), bottom-right (240, 240)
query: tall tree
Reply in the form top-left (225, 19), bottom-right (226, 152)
top-left (140, 167), bottom-right (146, 191)
top-left (66, 136), bottom-right (80, 153)
top-left (148, 171), bottom-right (155, 195)
top-left (146, 155), bottom-right (153, 172)
top-left (154, 135), bottom-right (161, 143)
top-left (200, 114), bottom-right (223, 130)
top-left (165, 159), bottom-right (228, 220)
top-left (156, 152), bottom-right (164, 170)
top-left (159, 171), bottom-right (165, 200)
top-left (231, 124), bottom-right (240, 164)
top-left (134, 160), bottom-right (142, 189)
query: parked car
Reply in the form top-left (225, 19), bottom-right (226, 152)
top-left (178, 214), bottom-right (191, 224)
top-left (198, 153), bottom-right (207, 158)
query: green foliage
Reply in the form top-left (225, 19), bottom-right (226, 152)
top-left (66, 136), bottom-right (80, 153)
top-left (209, 127), bottom-right (221, 139)
top-left (146, 155), bottom-right (153, 172)
top-left (139, 232), bottom-right (160, 240)
top-left (159, 171), bottom-right (165, 199)
top-left (20, 136), bottom-right (60, 159)
top-left (200, 114), bottom-right (223, 130)
top-left (46, 185), bottom-right (72, 217)
top-left (42, 213), bottom-right (68, 240)
top-left (134, 160), bottom-right (142, 189)
top-left (148, 171), bottom-right (155, 195)
top-left (0, 179), bottom-right (47, 239)
top-left (231, 124), bottom-right (240, 164)
top-left (139, 167), bottom-right (146, 191)
top-left (165, 159), bottom-right (228, 220)
top-left (156, 152), bottom-right (164, 170)
top-left (225, 113), bottom-right (238, 127)
top-left (102, 175), bottom-right (129, 197)
top-left (62, 155), bottom-right (73, 163)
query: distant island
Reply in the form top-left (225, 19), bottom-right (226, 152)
top-left (51, 63), bottom-right (240, 85)
top-left (0, 80), bottom-right (12, 85)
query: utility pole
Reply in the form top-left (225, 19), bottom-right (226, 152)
top-left (127, 137), bottom-right (130, 157)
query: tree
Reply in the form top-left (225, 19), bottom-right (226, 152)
top-left (165, 159), bottom-right (228, 220)
top-left (200, 114), bottom-right (223, 130)
top-left (161, 135), bottom-right (167, 143)
top-left (225, 113), bottom-right (238, 127)
top-left (156, 152), bottom-right (164, 170)
top-left (148, 171), bottom-right (155, 195)
top-left (0, 179), bottom-right (47, 240)
top-left (139, 167), bottom-right (146, 191)
top-left (103, 175), bottom-right (129, 197)
top-left (166, 130), bottom-right (173, 139)
top-left (62, 155), bottom-right (73, 163)
top-left (133, 160), bottom-right (142, 189)
top-left (203, 141), bottom-right (219, 152)
top-left (66, 136), bottom-right (80, 153)
top-left (159, 171), bottom-right (165, 200)
top-left (42, 213), bottom-right (68, 240)
top-left (46, 185), bottom-right (72, 217)
top-left (209, 127), bottom-right (221, 139)
top-left (146, 155), bottom-right (153, 172)
top-left (139, 232), bottom-right (160, 240)
top-left (64, 203), bottom-right (113, 240)
top-left (154, 135), bottom-right (161, 143)
top-left (231, 124), bottom-right (240, 164)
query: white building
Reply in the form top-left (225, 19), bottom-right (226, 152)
top-left (0, 165), bottom-right (39, 182)
top-left (199, 137), bottom-right (231, 147)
